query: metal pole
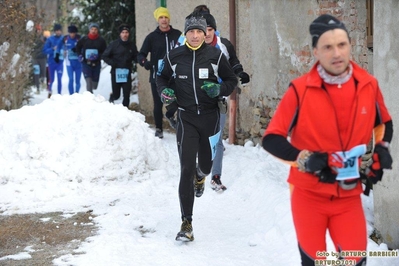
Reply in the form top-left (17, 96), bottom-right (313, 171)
top-left (228, 0), bottom-right (237, 144)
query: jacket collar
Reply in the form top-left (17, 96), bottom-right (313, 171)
top-left (306, 61), bottom-right (373, 88)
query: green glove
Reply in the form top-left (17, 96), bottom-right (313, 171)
top-left (201, 81), bottom-right (220, 98)
top-left (160, 88), bottom-right (176, 104)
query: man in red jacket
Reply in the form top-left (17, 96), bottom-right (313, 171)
top-left (262, 14), bottom-right (393, 266)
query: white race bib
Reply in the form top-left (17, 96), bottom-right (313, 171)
top-left (334, 144), bottom-right (367, 180)
top-left (199, 68), bottom-right (209, 79)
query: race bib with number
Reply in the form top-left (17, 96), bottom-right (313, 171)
top-left (85, 49), bottom-right (98, 60)
top-left (33, 64), bottom-right (40, 75)
top-left (334, 144), bottom-right (367, 180)
top-left (199, 68), bottom-right (209, 79)
top-left (115, 68), bottom-right (129, 83)
top-left (69, 49), bottom-right (78, 60)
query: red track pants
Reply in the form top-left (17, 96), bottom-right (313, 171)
top-left (291, 186), bottom-right (367, 265)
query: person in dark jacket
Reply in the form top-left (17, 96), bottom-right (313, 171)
top-left (42, 23), bottom-right (64, 97)
top-left (75, 22), bottom-right (107, 93)
top-left (137, 7), bottom-right (182, 138)
top-left (156, 12), bottom-right (237, 242)
top-left (203, 13), bottom-right (250, 191)
top-left (32, 25), bottom-right (47, 94)
top-left (102, 24), bottom-right (138, 108)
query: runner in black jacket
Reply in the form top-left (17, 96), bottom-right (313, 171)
top-left (156, 13), bottom-right (237, 242)
top-left (137, 7), bottom-right (182, 138)
top-left (102, 24), bottom-right (138, 107)
top-left (75, 22), bottom-right (107, 93)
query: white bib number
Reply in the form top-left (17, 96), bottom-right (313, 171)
top-left (334, 144), bottom-right (366, 180)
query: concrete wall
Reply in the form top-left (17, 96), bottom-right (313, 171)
top-left (373, 0), bottom-right (399, 249)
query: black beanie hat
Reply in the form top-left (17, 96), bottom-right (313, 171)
top-left (184, 12), bottom-right (207, 35)
top-left (203, 14), bottom-right (217, 31)
top-left (53, 23), bottom-right (62, 32)
top-left (68, 25), bottom-right (78, 33)
top-left (309, 14), bottom-right (349, 47)
top-left (118, 24), bottom-right (130, 33)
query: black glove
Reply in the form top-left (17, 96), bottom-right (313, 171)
top-left (304, 152), bottom-right (328, 172)
top-left (71, 47), bottom-right (77, 53)
top-left (306, 153), bottom-right (339, 184)
top-left (297, 151), bottom-right (343, 184)
top-left (362, 143), bottom-right (391, 184)
top-left (318, 168), bottom-right (338, 183)
top-left (374, 143), bottom-right (392, 169)
top-left (54, 53), bottom-right (60, 63)
top-left (144, 61), bottom-right (152, 70)
top-left (238, 71), bottom-right (250, 84)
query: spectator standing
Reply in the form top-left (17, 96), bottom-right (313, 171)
top-left (75, 23), bottom-right (107, 93)
top-left (137, 7), bottom-right (182, 138)
top-left (262, 14), bottom-right (393, 265)
top-left (32, 25), bottom-right (47, 94)
top-left (42, 23), bottom-right (64, 97)
top-left (156, 13), bottom-right (237, 241)
top-left (56, 25), bottom-right (82, 94)
top-left (102, 24), bottom-right (138, 108)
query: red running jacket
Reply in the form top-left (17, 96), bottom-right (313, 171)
top-left (263, 61), bottom-right (392, 197)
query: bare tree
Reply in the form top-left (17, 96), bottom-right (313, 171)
top-left (0, 0), bottom-right (38, 110)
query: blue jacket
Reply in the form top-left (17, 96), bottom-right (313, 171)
top-left (57, 34), bottom-right (81, 61)
top-left (42, 34), bottom-right (63, 65)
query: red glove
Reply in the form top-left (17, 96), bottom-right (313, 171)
top-left (364, 153), bottom-right (383, 184)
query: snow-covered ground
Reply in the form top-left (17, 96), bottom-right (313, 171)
top-left (0, 64), bottom-right (398, 265)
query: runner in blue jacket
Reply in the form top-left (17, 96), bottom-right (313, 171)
top-left (56, 25), bottom-right (82, 95)
top-left (42, 23), bottom-right (64, 97)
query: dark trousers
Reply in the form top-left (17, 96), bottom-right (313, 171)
top-left (150, 82), bottom-right (164, 130)
top-left (176, 108), bottom-right (220, 221)
top-left (82, 63), bottom-right (101, 93)
top-left (111, 73), bottom-right (132, 107)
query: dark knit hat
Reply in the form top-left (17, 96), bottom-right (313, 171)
top-left (53, 23), bottom-right (62, 32)
top-left (184, 13), bottom-right (207, 35)
top-left (89, 22), bottom-right (99, 30)
top-left (118, 24), bottom-right (130, 33)
top-left (309, 14), bottom-right (349, 47)
top-left (68, 25), bottom-right (78, 33)
top-left (193, 5), bottom-right (210, 15)
top-left (203, 14), bottom-right (216, 31)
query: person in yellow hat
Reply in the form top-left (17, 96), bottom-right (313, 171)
top-left (137, 7), bottom-right (182, 139)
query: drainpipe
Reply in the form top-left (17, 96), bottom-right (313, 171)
top-left (228, 0), bottom-right (237, 144)
top-left (159, 0), bottom-right (166, 7)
